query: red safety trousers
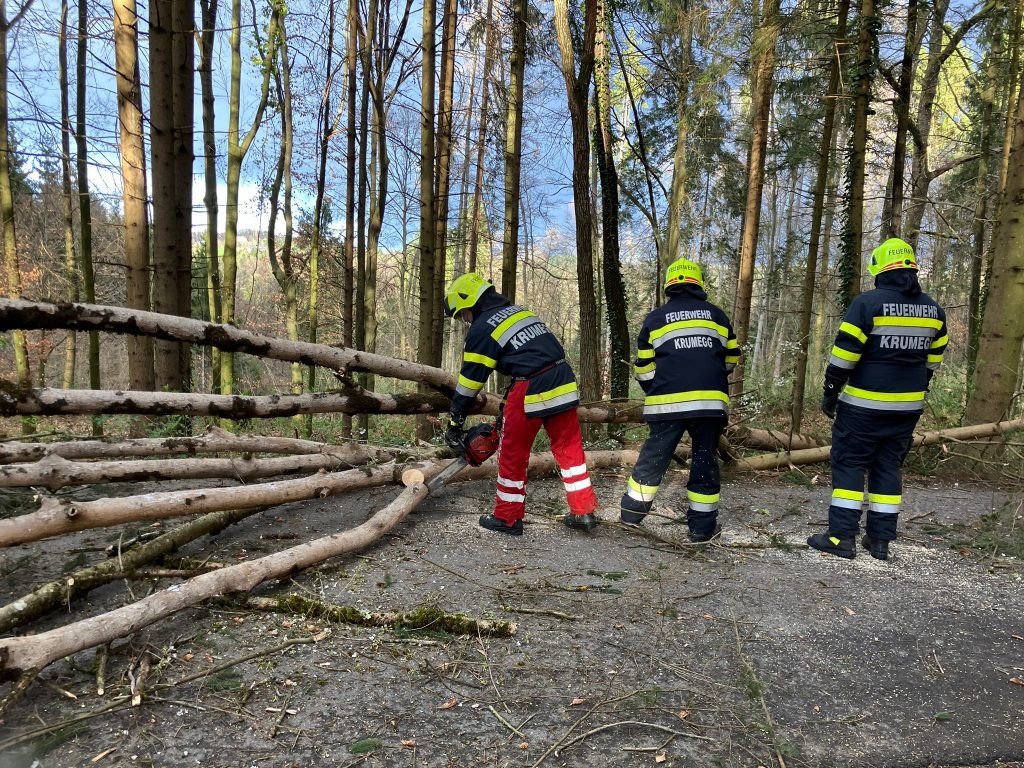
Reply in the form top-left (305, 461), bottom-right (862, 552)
top-left (493, 380), bottom-right (599, 524)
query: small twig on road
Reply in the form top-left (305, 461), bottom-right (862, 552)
top-left (488, 705), bottom-right (526, 738)
top-left (557, 720), bottom-right (712, 752)
top-left (501, 605), bottom-right (579, 620)
top-left (530, 689), bottom-right (644, 767)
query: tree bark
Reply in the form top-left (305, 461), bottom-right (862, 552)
top-left (0, 299), bottom-right (655, 423)
top-left (734, 418), bottom-right (1024, 471)
top-left (0, 449), bottom-right (382, 490)
top-left (664, 0), bottom-right (693, 274)
top-left (0, 505), bottom-right (268, 633)
top-left (0, 429), bottom-right (370, 463)
top-left (501, 0), bottom-right (527, 300)
top-left (593, 0), bottom-right (629, 401)
top-left (467, 0), bottom-right (495, 273)
top-left (221, 0), bottom-right (280, 394)
top-left (966, 74), bottom-right (1024, 426)
top-left (199, 0), bottom-right (221, 393)
top-left (0, 0), bottom-right (32, 438)
top-left (0, 465), bottom-right (402, 548)
top-left (790, 0), bottom-right (850, 433)
top-left (2, 388), bottom-right (457, 420)
top-left (837, 0), bottom-right (877, 308)
top-left (114, 0), bottom-right (154, 396)
top-left (416, 0), bottom-right (438, 441)
top-left (433, 0), bottom-right (457, 333)
top-left (553, 0), bottom-right (600, 402)
top-left (881, 0), bottom-right (920, 237)
top-left (73, 0), bottom-right (99, 436)
top-left (58, 0), bottom-right (79, 391)
top-left (904, 0), bottom-right (991, 249)
top-left (731, 0), bottom-right (782, 400)
top-left (0, 483), bottom-right (429, 676)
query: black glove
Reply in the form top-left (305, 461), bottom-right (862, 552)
top-left (443, 413), bottom-right (465, 450)
top-left (821, 379), bottom-right (840, 419)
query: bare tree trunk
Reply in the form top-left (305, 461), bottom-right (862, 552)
top-left (199, 0), bottom-right (221, 393)
top-left (467, 0), bottom-right (494, 273)
top-left (664, 0), bottom-right (692, 273)
top-left (58, 0), bottom-right (79, 390)
top-left (306, 0), bottom-right (341, 437)
top-left (114, 0), bottom-right (154, 401)
top-left (790, 0), bottom-right (850, 434)
top-left (837, 0), bottom-right (878, 308)
top-left (736, 418), bottom-right (1024, 471)
top-left (997, 0), bottom-right (1022, 200)
top-left (3, 388), bottom-right (458, 421)
top-left (593, 0), bottom-right (629, 400)
top-left (967, 16), bottom-right (1001, 380)
top-left (267, 22), bottom-right (302, 429)
top-left (0, 299), bottom-right (654, 424)
top-left (0, 451), bottom-right (378, 490)
top-left (149, 0), bottom-right (193, 396)
top-left (904, 0), bottom-right (991, 249)
top-left (553, 0), bottom-right (600, 402)
top-left (501, 0), bottom-right (527, 300)
top-left (0, 483), bottom-right (429, 676)
top-left (0, 505), bottom-right (269, 633)
top-left (731, 0), bottom-right (782, 400)
top-left (966, 76), bottom-right (1024, 425)
top-left (221, 0), bottom-right (279, 394)
top-left (433, 0), bottom-right (456, 336)
top-left (0, 429), bottom-right (372, 462)
top-left (881, 0), bottom-right (920, 237)
top-left (75, 0), bottom-right (99, 435)
top-left (416, 0), bottom-right (438, 440)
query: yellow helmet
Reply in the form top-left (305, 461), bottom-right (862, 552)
top-left (664, 258), bottom-right (704, 291)
top-left (868, 238), bottom-right (917, 276)
top-left (444, 272), bottom-right (493, 318)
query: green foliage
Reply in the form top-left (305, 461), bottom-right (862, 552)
top-left (966, 502), bottom-right (1024, 560)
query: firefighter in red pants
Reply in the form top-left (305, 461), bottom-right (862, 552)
top-left (443, 273), bottom-right (599, 536)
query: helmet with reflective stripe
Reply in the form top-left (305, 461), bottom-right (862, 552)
top-left (664, 258), bottom-right (704, 291)
top-left (868, 238), bottom-right (917, 276)
top-left (444, 272), bottom-right (493, 318)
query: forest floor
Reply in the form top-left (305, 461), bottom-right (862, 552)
top-left (0, 464), bottom-right (1022, 768)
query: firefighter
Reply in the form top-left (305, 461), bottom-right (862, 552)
top-left (808, 238), bottom-right (948, 560)
top-left (443, 273), bottom-right (599, 536)
top-left (620, 258), bottom-right (740, 541)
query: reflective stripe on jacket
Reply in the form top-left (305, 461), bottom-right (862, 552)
top-left (450, 293), bottom-right (579, 420)
top-left (634, 285), bottom-right (738, 422)
top-left (826, 270), bottom-right (948, 413)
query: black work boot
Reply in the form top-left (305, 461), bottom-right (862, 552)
top-left (478, 514), bottom-right (523, 536)
top-left (620, 508), bottom-right (646, 526)
top-left (807, 532), bottom-right (856, 559)
top-left (563, 513), bottom-right (598, 532)
top-left (688, 523), bottom-right (722, 543)
top-left (861, 535), bottom-right (890, 560)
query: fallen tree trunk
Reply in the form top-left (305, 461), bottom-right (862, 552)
top-left (243, 595), bottom-right (517, 636)
top-left (727, 426), bottom-right (826, 452)
top-left (0, 506), bottom-right (269, 633)
top-left (0, 482), bottom-right (429, 677)
top-left (733, 417), bottom-right (1024, 472)
top-left (0, 427), bottom-right (369, 463)
top-left (2, 387), bottom-right (455, 419)
top-left (0, 300), bottom-right (642, 423)
top-left (0, 465), bottom-right (400, 548)
top-left (0, 450), bottom-right (638, 548)
top-left (0, 452), bottom-right (381, 490)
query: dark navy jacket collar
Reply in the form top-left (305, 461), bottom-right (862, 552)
top-left (875, 269), bottom-right (922, 296)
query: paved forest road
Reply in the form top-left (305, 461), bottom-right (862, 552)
top-left (0, 469), bottom-right (1021, 767)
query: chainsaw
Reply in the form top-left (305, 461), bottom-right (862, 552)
top-left (427, 421), bottom-right (501, 494)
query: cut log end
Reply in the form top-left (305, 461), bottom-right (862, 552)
top-left (401, 468), bottom-right (425, 487)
